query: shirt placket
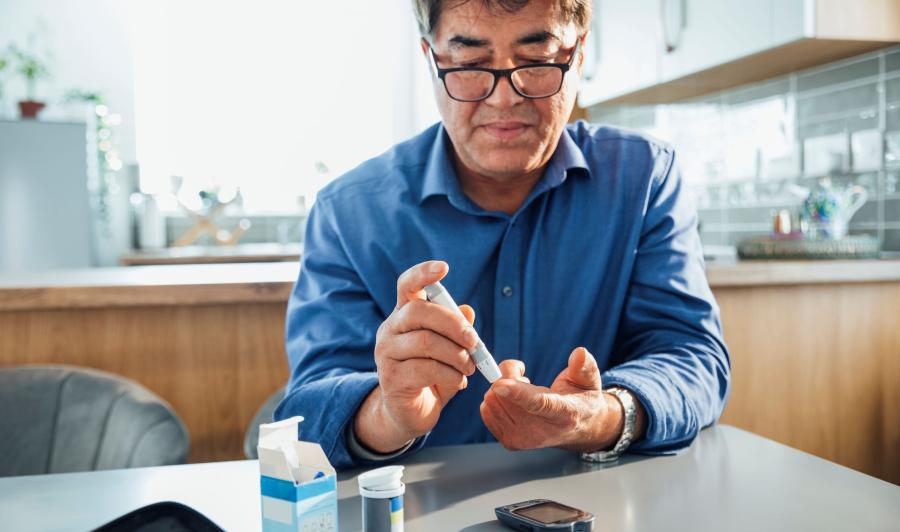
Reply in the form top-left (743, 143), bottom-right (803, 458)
top-left (492, 217), bottom-right (524, 361)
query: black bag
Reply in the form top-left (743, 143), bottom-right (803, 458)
top-left (92, 501), bottom-right (225, 532)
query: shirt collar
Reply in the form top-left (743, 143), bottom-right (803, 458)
top-left (541, 125), bottom-right (592, 189)
top-left (418, 124), bottom-right (458, 205)
top-left (417, 123), bottom-right (592, 206)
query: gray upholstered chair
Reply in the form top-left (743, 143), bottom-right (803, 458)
top-left (0, 365), bottom-right (190, 477)
top-left (243, 386), bottom-right (285, 459)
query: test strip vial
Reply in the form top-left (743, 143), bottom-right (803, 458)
top-left (358, 465), bottom-right (405, 532)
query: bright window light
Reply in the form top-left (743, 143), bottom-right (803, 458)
top-left (129, 0), bottom-right (439, 213)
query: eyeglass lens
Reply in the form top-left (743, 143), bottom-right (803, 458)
top-left (444, 66), bottom-right (564, 101)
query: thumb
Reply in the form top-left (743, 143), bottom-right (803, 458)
top-left (459, 304), bottom-right (475, 326)
top-left (566, 347), bottom-right (602, 390)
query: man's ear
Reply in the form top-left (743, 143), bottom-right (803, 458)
top-left (577, 32), bottom-right (588, 75)
top-left (420, 37), bottom-right (431, 58)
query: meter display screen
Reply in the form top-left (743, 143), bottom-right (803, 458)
top-left (513, 501), bottom-right (586, 524)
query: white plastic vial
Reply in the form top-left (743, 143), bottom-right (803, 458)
top-left (357, 465), bottom-right (405, 532)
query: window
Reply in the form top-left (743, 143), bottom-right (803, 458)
top-left (129, 1), bottom-right (439, 213)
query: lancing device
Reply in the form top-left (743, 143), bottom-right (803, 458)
top-left (424, 281), bottom-right (502, 383)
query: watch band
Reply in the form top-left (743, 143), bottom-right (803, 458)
top-left (580, 387), bottom-right (636, 463)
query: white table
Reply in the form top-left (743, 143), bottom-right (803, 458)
top-left (1, 425), bottom-right (898, 531)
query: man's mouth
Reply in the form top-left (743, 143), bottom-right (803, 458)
top-left (481, 121), bottom-right (531, 141)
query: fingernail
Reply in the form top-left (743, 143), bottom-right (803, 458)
top-left (495, 385), bottom-right (509, 397)
top-left (430, 261), bottom-right (444, 273)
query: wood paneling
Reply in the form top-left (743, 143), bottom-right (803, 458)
top-left (0, 303), bottom-right (289, 463)
top-left (715, 282), bottom-right (900, 485)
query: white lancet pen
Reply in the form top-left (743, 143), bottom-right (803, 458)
top-left (424, 281), bottom-right (503, 383)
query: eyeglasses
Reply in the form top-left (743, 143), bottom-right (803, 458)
top-left (428, 38), bottom-right (581, 102)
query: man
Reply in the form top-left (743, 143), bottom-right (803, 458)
top-left (275, 0), bottom-right (730, 469)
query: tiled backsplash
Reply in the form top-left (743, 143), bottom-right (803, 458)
top-left (588, 45), bottom-right (900, 252)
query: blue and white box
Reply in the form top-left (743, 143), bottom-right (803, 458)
top-left (258, 416), bottom-right (338, 531)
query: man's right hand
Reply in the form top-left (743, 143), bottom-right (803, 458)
top-left (353, 260), bottom-right (478, 454)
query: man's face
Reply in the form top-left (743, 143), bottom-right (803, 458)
top-left (425, 0), bottom-right (583, 181)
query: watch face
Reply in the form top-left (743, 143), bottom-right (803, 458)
top-left (512, 501), bottom-right (589, 524)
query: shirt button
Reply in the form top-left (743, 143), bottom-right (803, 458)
top-left (501, 286), bottom-right (513, 297)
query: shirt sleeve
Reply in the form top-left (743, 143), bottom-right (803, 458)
top-left (274, 196), bottom-right (427, 469)
top-left (602, 146), bottom-right (731, 455)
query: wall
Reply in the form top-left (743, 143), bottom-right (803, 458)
top-left (589, 46), bottom-right (900, 251)
top-left (0, 0), bottom-right (137, 164)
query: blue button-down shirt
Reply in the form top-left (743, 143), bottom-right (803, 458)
top-left (276, 121), bottom-right (731, 470)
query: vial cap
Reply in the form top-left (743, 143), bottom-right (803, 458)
top-left (357, 465), bottom-right (404, 491)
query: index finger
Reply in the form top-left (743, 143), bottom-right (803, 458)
top-left (396, 260), bottom-right (448, 310)
top-left (498, 359), bottom-right (526, 381)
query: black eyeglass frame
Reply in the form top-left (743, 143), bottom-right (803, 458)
top-left (427, 37), bottom-right (582, 102)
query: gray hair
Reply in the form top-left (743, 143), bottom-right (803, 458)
top-left (411, 0), bottom-right (592, 38)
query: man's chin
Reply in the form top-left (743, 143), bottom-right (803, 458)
top-left (476, 149), bottom-right (535, 177)
top-left (469, 160), bottom-right (540, 180)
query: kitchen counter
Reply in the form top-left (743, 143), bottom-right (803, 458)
top-left (0, 262), bottom-right (298, 311)
top-left (1, 258), bottom-right (900, 311)
top-left (704, 257), bottom-right (900, 287)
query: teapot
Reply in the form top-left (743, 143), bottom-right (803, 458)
top-left (802, 177), bottom-right (867, 240)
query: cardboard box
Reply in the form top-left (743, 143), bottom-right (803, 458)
top-left (258, 416), bottom-right (338, 531)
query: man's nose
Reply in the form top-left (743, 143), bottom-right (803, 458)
top-left (483, 74), bottom-right (524, 107)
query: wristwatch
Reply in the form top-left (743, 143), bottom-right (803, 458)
top-left (580, 387), bottom-right (637, 463)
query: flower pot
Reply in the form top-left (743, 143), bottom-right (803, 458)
top-left (18, 100), bottom-right (46, 119)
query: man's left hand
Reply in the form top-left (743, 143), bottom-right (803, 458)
top-left (479, 347), bottom-right (630, 452)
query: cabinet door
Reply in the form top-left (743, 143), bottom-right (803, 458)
top-left (578, 0), bottom-right (661, 107)
top-left (771, 0), bottom-right (807, 47)
top-left (658, 0), bottom-right (775, 82)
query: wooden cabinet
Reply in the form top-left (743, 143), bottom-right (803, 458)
top-left (706, 259), bottom-right (900, 486)
top-left (714, 281), bottom-right (900, 486)
top-left (578, 0), bottom-right (900, 107)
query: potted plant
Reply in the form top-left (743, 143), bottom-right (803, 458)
top-left (8, 43), bottom-right (50, 119)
